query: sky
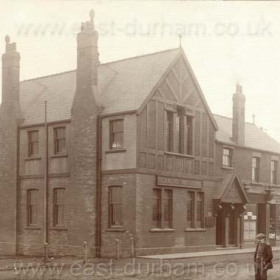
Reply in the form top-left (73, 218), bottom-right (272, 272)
top-left (1, 1), bottom-right (280, 142)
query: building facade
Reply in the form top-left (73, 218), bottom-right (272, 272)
top-left (0, 11), bottom-right (280, 257)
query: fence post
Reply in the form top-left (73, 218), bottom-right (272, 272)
top-left (83, 241), bottom-right (88, 264)
top-left (130, 237), bottom-right (135, 257)
top-left (115, 239), bottom-right (120, 260)
top-left (43, 242), bottom-right (49, 264)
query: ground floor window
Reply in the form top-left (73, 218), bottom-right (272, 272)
top-left (152, 188), bottom-right (173, 229)
top-left (244, 204), bottom-right (257, 240)
top-left (108, 186), bottom-right (123, 228)
top-left (269, 204), bottom-right (280, 240)
top-left (187, 191), bottom-right (204, 229)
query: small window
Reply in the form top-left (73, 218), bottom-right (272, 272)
top-left (53, 188), bottom-right (65, 227)
top-left (28, 130), bottom-right (39, 156)
top-left (54, 127), bottom-right (66, 154)
top-left (271, 160), bottom-right (278, 184)
top-left (108, 186), bottom-right (123, 227)
top-left (110, 120), bottom-right (124, 149)
top-left (252, 157), bottom-right (260, 182)
top-left (197, 192), bottom-right (204, 228)
top-left (27, 189), bottom-right (38, 227)
top-left (223, 148), bottom-right (232, 167)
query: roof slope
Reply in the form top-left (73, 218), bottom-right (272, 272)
top-left (214, 114), bottom-right (280, 154)
top-left (20, 48), bottom-right (180, 126)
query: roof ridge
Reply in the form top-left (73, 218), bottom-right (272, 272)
top-left (20, 48), bottom-right (181, 84)
top-left (101, 47), bottom-right (180, 66)
top-left (213, 113), bottom-right (256, 126)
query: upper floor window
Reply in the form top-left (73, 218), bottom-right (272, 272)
top-left (28, 130), bottom-right (39, 156)
top-left (252, 157), bottom-right (260, 182)
top-left (165, 110), bottom-right (193, 155)
top-left (152, 188), bottom-right (173, 229)
top-left (271, 160), bottom-right (278, 184)
top-left (27, 189), bottom-right (38, 227)
top-left (53, 188), bottom-right (65, 227)
top-left (54, 127), bottom-right (66, 154)
top-left (108, 186), bottom-right (123, 227)
top-left (110, 120), bottom-right (124, 150)
top-left (222, 148), bottom-right (233, 167)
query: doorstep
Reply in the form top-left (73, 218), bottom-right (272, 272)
top-left (138, 246), bottom-right (280, 260)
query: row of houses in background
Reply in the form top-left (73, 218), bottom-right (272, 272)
top-left (0, 10), bottom-right (280, 258)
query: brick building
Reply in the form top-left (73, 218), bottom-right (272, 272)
top-left (0, 11), bottom-right (280, 257)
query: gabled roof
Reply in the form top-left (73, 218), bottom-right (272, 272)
top-left (19, 48), bottom-right (181, 126)
top-left (214, 114), bottom-right (280, 154)
top-left (214, 173), bottom-right (249, 204)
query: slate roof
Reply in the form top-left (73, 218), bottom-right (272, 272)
top-left (20, 48), bottom-right (181, 126)
top-left (214, 114), bottom-right (280, 154)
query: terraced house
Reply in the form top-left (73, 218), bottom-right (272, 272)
top-left (0, 10), bottom-right (280, 258)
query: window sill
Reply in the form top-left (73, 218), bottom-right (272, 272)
top-left (105, 149), bottom-right (126, 154)
top-left (185, 228), bottom-right (206, 232)
top-left (50, 154), bottom-right (68, 159)
top-left (150, 228), bottom-right (175, 233)
top-left (50, 227), bottom-right (67, 231)
top-left (222, 166), bottom-right (233, 170)
top-left (25, 226), bottom-right (41, 230)
top-left (164, 152), bottom-right (194, 159)
top-left (25, 156), bottom-right (41, 161)
top-left (105, 228), bottom-right (125, 232)
top-left (250, 181), bottom-right (263, 186)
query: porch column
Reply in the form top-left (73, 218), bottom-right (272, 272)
top-left (239, 215), bottom-right (244, 248)
top-left (224, 214), bottom-right (229, 247)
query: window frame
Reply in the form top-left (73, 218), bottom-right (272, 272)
top-left (186, 190), bottom-right (205, 230)
top-left (28, 130), bottom-right (39, 157)
top-left (27, 189), bottom-right (39, 227)
top-left (54, 126), bottom-right (66, 155)
top-left (222, 147), bottom-right (233, 167)
top-left (252, 157), bottom-right (260, 182)
top-left (53, 188), bottom-right (65, 228)
top-left (152, 188), bottom-right (173, 229)
top-left (271, 160), bottom-right (278, 185)
top-left (109, 119), bottom-right (124, 150)
top-left (108, 186), bottom-right (123, 228)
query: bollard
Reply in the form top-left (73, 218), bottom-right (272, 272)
top-left (43, 242), bottom-right (49, 264)
top-left (83, 241), bottom-right (88, 264)
top-left (115, 239), bottom-right (120, 260)
top-left (130, 237), bottom-right (135, 257)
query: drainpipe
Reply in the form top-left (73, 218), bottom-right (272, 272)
top-left (95, 114), bottom-right (102, 257)
top-left (44, 101), bottom-right (49, 245)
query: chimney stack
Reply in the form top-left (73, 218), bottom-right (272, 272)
top-left (72, 10), bottom-right (100, 115)
top-left (1, 36), bottom-right (23, 121)
top-left (232, 83), bottom-right (245, 145)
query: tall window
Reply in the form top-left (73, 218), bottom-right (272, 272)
top-left (54, 127), bottom-right (66, 154)
top-left (187, 191), bottom-right (195, 228)
top-left (108, 186), bottom-right (123, 227)
top-left (244, 204), bottom-right (257, 240)
top-left (152, 188), bottom-right (173, 229)
top-left (166, 111), bottom-right (173, 152)
top-left (110, 120), bottom-right (124, 149)
top-left (223, 148), bottom-right (233, 167)
top-left (165, 111), bottom-right (193, 155)
top-left (163, 190), bottom-right (173, 228)
top-left (27, 189), bottom-right (38, 226)
top-left (153, 189), bottom-right (162, 228)
top-left (53, 188), bottom-right (65, 227)
top-left (271, 160), bottom-right (278, 184)
top-left (197, 192), bottom-right (204, 228)
top-left (28, 130), bottom-right (39, 156)
top-left (186, 116), bottom-right (193, 155)
top-left (252, 157), bottom-right (260, 182)
top-left (187, 191), bottom-right (204, 229)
